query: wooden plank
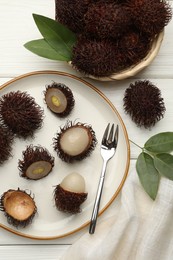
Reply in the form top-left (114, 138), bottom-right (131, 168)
top-left (0, 245), bottom-right (70, 260)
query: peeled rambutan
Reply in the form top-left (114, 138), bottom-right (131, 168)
top-left (123, 80), bottom-right (166, 128)
top-left (118, 29), bottom-right (152, 67)
top-left (128, 0), bottom-right (172, 36)
top-left (0, 125), bottom-right (14, 165)
top-left (53, 120), bottom-right (97, 163)
top-left (54, 172), bottom-right (88, 214)
top-left (84, 3), bottom-right (131, 39)
top-left (72, 36), bottom-right (126, 77)
top-left (0, 91), bottom-right (44, 138)
top-left (55, 0), bottom-right (92, 33)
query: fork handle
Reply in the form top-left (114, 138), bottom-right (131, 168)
top-left (89, 160), bottom-right (107, 234)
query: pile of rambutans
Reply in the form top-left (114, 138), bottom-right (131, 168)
top-left (55, 0), bottom-right (172, 78)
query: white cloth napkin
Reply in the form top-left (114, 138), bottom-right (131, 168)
top-left (61, 165), bottom-right (173, 260)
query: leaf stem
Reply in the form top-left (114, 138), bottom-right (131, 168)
top-left (129, 139), bottom-right (143, 150)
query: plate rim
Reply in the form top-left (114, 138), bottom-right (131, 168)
top-left (0, 70), bottom-right (130, 240)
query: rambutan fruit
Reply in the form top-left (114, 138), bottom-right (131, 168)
top-left (53, 120), bottom-right (97, 163)
top-left (44, 82), bottom-right (75, 117)
top-left (0, 125), bottom-right (14, 165)
top-left (54, 172), bottom-right (87, 214)
top-left (72, 36), bottom-right (126, 77)
top-left (123, 80), bottom-right (166, 128)
top-left (84, 3), bottom-right (131, 39)
top-left (128, 0), bottom-right (172, 36)
top-left (18, 145), bottom-right (55, 180)
top-left (118, 29), bottom-right (152, 67)
top-left (0, 91), bottom-right (44, 138)
top-left (55, 0), bottom-right (92, 33)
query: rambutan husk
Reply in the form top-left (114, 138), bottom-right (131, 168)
top-left (0, 188), bottom-right (37, 228)
top-left (54, 185), bottom-right (87, 214)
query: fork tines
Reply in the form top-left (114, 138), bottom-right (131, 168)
top-left (102, 123), bottom-right (119, 147)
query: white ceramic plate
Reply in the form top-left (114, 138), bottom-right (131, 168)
top-left (0, 71), bottom-right (130, 239)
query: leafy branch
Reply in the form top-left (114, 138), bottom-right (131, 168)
top-left (132, 132), bottom-right (173, 200)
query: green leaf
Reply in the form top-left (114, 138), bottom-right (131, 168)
top-left (154, 153), bottom-right (173, 180)
top-left (144, 132), bottom-right (173, 153)
top-left (24, 39), bottom-right (69, 61)
top-left (32, 14), bottom-right (76, 61)
top-left (136, 152), bottom-right (160, 200)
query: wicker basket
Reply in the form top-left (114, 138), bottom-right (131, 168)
top-left (71, 31), bottom-right (164, 82)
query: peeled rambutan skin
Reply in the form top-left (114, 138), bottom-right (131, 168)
top-left (84, 3), bottom-right (131, 39)
top-left (54, 185), bottom-right (87, 214)
top-left (0, 91), bottom-right (44, 138)
top-left (129, 0), bottom-right (172, 37)
top-left (0, 125), bottom-right (14, 165)
top-left (55, 0), bottom-right (92, 33)
top-left (123, 80), bottom-right (166, 128)
top-left (0, 188), bottom-right (37, 228)
top-left (72, 37), bottom-right (126, 77)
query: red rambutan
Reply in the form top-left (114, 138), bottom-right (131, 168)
top-left (118, 29), bottom-right (152, 67)
top-left (0, 125), bottom-right (14, 165)
top-left (84, 3), bottom-right (131, 39)
top-left (55, 0), bottom-right (92, 33)
top-left (0, 91), bottom-right (44, 138)
top-left (128, 0), bottom-right (172, 36)
top-left (123, 80), bottom-right (166, 128)
top-left (72, 36), bottom-right (127, 77)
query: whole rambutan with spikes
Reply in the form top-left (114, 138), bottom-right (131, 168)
top-left (55, 0), bottom-right (92, 33)
top-left (84, 3), bottom-right (131, 39)
top-left (54, 0), bottom-right (172, 77)
top-left (71, 36), bottom-right (127, 77)
top-left (128, 0), bottom-right (172, 37)
top-left (0, 91), bottom-right (44, 138)
top-left (118, 29), bottom-right (152, 66)
top-left (123, 80), bottom-right (166, 128)
top-left (0, 125), bottom-right (14, 165)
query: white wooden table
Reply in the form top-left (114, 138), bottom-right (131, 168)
top-left (0, 1), bottom-right (173, 259)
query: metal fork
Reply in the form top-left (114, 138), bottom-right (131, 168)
top-left (89, 123), bottom-right (119, 234)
